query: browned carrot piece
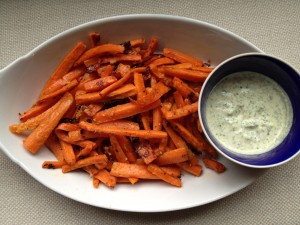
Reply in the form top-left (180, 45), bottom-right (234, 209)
top-left (161, 166), bottom-right (181, 177)
top-left (130, 38), bottom-right (146, 47)
top-left (101, 54), bottom-right (142, 64)
top-left (41, 67), bottom-right (85, 96)
top-left (74, 44), bottom-right (125, 66)
top-left (76, 140), bottom-right (96, 158)
top-left (98, 64), bottom-right (114, 77)
top-left (162, 102), bottom-right (198, 120)
top-left (42, 161), bottom-right (66, 169)
top-left (83, 76), bottom-right (117, 92)
top-left (177, 162), bottom-right (202, 176)
top-left (110, 162), bottom-right (158, 179)
top-left (152, 107), bottom-right (162, 131)
top-left (96, 120), bottom-right (140, 131)
top-left (109, 135), bottom-right (129, 163)
top-left (93, 100), bottom-right (161, 123)
top-left (88, 32), bottom-right (101, 47)
top-left (170, 121), bottom-right (206, 153)
top-left (164, 63), bottom-right (193, 69)
top-left (147, 164), bottom-right (182, 187)
top-left (40, 42), bottom-right (86, 96)
top-left (38, 79), bottom-right (78, 102)
top-left (162, 67), bottom-right (208, 82)
top-left (116, 136), bottom-right (137, 163)
top-left (173, 91), bottom-right (185, 108)
top-left (141, 111), bottom-right (151, 130)
top-left (134, 72), bottom-right (146, 103)
top-left (83, 104), bottom-right (104, 117)
top-left (172, 77), bottom-right (199, 98)
top-left (93, 177), bottom-right (100, 188)
top-left (45, 132), bottom-right (65, 161)
top-left (143, 37), bottom-right (158, 58)
top-left (94, 169), bottom-right (117, 188)
top-left (19, 98), bottom-right (58, 122)
top-left (163, 48), bottom-right (203, 66)
top-left (137, 82), bottom-right (170, 106)
top-left (202, 158), bottom-right (226, 173)
top-left (154, 147), bottom-right (189, 166)
top-left (135, 140), bottom-right (157, 164)
top-left (149, 57), bottom-right (175, 67)
top-left (62, 154), bottom-right (108, 173)
top-left (59, 139), bottom-right (76, 165)
top-left (192, 66), bottom-right (215, 73)
top-left (82, 165), bottom-right (99, 176)
top-left (79, 121), bottom-right (167, 139)
top-left (23, 92), bottom-right (74, 154)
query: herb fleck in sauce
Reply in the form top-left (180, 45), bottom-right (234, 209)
top-left (205, 71), bottom-right (293, 155)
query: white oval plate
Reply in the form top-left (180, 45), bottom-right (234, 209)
top-left (0, 14), bottom-right (265, 212)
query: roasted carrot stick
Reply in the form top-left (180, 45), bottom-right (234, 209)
top-left (137, 82), bottom-right (170, 106)
top-left (94, 169), bottom-right (117, 188)
top-left (23, 92), bottom-right (74, 154)
top-left (177, 162), bottom-right (202, 176)
top-left (74, 44), bottom-right (125, 66)
top-left (109, 135), bottom-right (129, 163)
top-left (42, 160), bottom-right (66, 169)
top-left (202, 158), bottom-right (226, 173)
top-left (110, 162), bottom-right (158, 179)
top-left (79, 121), bottom-right (167, 139)
top-left (115, 136), bottom-right (137, 163)
top-left (143, 37), bottom-right (158, 58)
top-left (162, 67), bottom-right (209, 82)
top-left (147, 164), bottom-right (182, 187)
top-left (163, 48), bottom-right (203, 66)
top-left (162, 102), bottom-right (198, 120)
top-left (45, 132), bottom-right (65, 162)
top-left (154, 147), bottom-right (189, 166)
top-left (83, 76), bottom-right (117, 92)
top-left (59, 139), bottom-right (76, 165)
top-left (149, 57), bottom-right (175, 67)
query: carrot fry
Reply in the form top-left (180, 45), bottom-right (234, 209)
top-left (147, 164), bottom-right (182, 187)
top-left (152, 107), bottom-right (162, 131)
top-left (162, 102), bottom-right (198, 120)
top-left (83, 76), bottom-right (117, 92)
top-left (116, 136), bottom-right (137, 163)
top-left (83, 165), bottom-right (99, 176)
top-left (74, 43), bottom-right (125, 66)
top-left (45, 133), bottom-right (65, 161)
top-left (154, 147), bottom-right (189, 166)
top-left (110, 162), bottom-right (158, 179)
top-left (93, 177), bottom-right (100, 188)
top-left (160, 166), bottom-right (181, 178)
top-left (98, 64), bottom-right (114, 77)
top-left (192, 66), bottom-right (215, 73)
top-left (137, 82), bottom-right (170, 106)
top-left (60, 139), bottom-right (76, 165)
top-left (109, 135), bottom-right (129, 163)
top-left (163, 48), bottom-right (203, 66)
top-left (149, 57), bottom-right (175, 67)
top-left (170, 120), bottom-right (206, 153)
top-left (42, 161), bottom-right (66, 169)
top-left (134, 72), bottom-right (146, 103)
top-left (23, 92), bottom-right (74, 154)
top-left (40, 42), bottom-right (86, 96)
top-left (143, 37), bottom-right (158, 58)
top-left (177, 162), bottom-right (202, 176)
top-left (94, 169), bottom-right (117, 188)
top-left (79, 121), bottom-right (167, 139)
top-left (202, 158), bottom-right (226, 173)
top-left (101, 54), bottom-right (142, 64)
top-left (162, 67), bottom-right (208, 82)
top-left (88, 32), bottom-right (101, 47)
top-left (93, 100), bottom-right (161, 123)
top-left (135, 140), bottom-right (157, 164)
top-left (62, 154), bottom-right (108, 173)
top-left (172, 77), bottom-right (199, 98)
top-left (83, 104), bottom-right (104, 117)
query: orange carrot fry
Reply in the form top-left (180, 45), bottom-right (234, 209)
top-left (93, 100), bottom-right (161, 123)
top-left (160, 166), bottom-right (181, 177)
top-left (116, 136), bottom-right (137, 163)
top-left (130, 38), bottom-right (146, 47)
top-left (45, 133), bottom-right (65, 161)
top-left (74, 44), bottom-right (125, 66)
top-left (152, 107), bottom-right (162, 131)
top-left (110, 162), bottom-right (158, 179)
top-left (192, 66), bottom-right (215, 73)
top-left (101, 54), bottom-right (142, 64)
top-left (23, 92), bottom-right (74, 154)
top-left (137, 82), bottom-right (170, 106)
top-left (149, 57), bottom-right (175, 67)
top-left (62, 154), bottom-right (108, 173)
top-left (163, 48), bottom-right (203, 66)
top-left (40, 42), bottom-right (86, 96)
top-left (109, 135), bottom-right (129, 163)
top-left (170, 121), bottom-right (206, 153)
top-left (93, 177), bottom-right (100, 188)
top-left (143, 37), bottom-right (158, 58)
top-left (172, 77), bottom-right (199, 98)
top-left (141, 111), bottom-right (151, 130)
top-left (60, 139), bottom-right (76, 165)
top-left (83, 76), bottom-right (117, 92)
top-left (83, 165), bottom-right (99, 176)
top-left (134, 72), bottom-right (146, 103)
top-left (177, 162), bottom-right (202, 176)
top-left (162, 102), bottom-right (198, 120)
top-left (147, 164), bottom-right (182, 187)
top-left (98, 64), bottom-right (114, 77)
top-left (162, 67), bottom-right (208, 82)
top-left (202, 158), bottom-right (226, 173)
top-left (94, 169), bottom-right (117, 188)
top-left (88, 32), bottom-right (101, 47)
top-left (79, 121), bottom-right (167, 139)
top-left (83, 104), bottom-right (104, 117)
top-left (42, 161), bottom-right (66, 169)
top-left (154, 147), bottom-right (189, 166)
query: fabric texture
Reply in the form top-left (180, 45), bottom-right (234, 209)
top-left (1, 0), bottom-right (300, 224)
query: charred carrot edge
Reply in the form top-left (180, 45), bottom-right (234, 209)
top-left (143, 37), bottom-right (159, 58)
top-left (135, 140), bottom-right (157, 164)
top-left (42, 161), bottom-right (66, 169)
top-left (88, 32), bottom-right (101, 47)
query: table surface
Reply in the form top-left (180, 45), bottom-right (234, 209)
top-left (1, 1), bottom-right (300, 224)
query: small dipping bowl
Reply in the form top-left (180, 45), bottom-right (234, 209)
top-left (199, 53), bottom-right (300, 168)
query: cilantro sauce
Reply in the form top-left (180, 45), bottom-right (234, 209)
top-left (205, 71), bottom-right (293, 155)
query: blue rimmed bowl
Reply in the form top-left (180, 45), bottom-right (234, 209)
top-left (199, 53), bottom-right (300, 168)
